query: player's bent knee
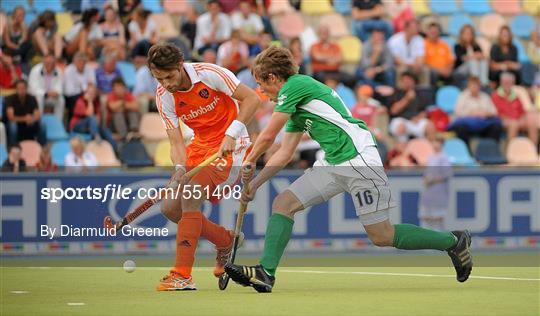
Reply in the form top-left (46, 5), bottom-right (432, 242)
top-left (365, 220), bottom-right (395, 247)
top-left (272, 190), bottom-right (304, 217)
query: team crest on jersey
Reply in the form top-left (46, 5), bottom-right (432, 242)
top-left (277, 94), bottom-right (287, 106)
top-left (179, 100), bottom-right (187, 107)
top-left (199, 88), bottom-right (209, 99)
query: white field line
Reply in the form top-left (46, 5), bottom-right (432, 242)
top-left (67, 303), bottom-right (85, 306)
top-left (2, 266), bottom-right (539, 282)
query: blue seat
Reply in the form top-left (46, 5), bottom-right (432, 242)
top-left (24, 11), bottom-right (36, 26)
top-left (119, 139), bottom-right (153, 167)
top-left (443, 138), bottom-right (477, 166)
top-left (70, 132), bottom-right (92, 142)
top-left (461, 0), bottom-right (491, 15)
top-left (333, 0), bottom-right (351, 15)
top-left (51, 140), bottom-right (71, 166)
top-left (511, 15), bottom-right (535, 39)
top-left (117, 61), bottom-right (137, 90)
top-left (430, 0), bottom-right (458, 15)
top-left (141, 0), bottom-right (164, 13)
top-left (41, 114), bottom-right (69, 141)
top-left (436, 86), bottom-right (460, 114)
top-left (336, 84), bottom-right (356, 110)
top-left (513, 39), bottom-right (529, 63)
top-left (474, 138), bottom-right (507, 165)
top-left (448, 14), bottom-right (474, 37)
top-left (0, 144), bottom-right (7, 165)
top-left (0, 0), bottom-right (30, 14)
top-left (33, 0), bottom-right (63, 13)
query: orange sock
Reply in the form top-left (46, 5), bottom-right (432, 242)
top-left (173, 211), bottom-right (202, 278)
top-left (201, 215), bottom-right (232, 248)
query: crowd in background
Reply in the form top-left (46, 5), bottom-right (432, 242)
top-left (0, 0), bottom-right (539, 173)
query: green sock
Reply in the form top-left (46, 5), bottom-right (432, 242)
top-left (393, 224), bottom-right (457, 251)
top-left (259, 213), bottom-right (294, 276)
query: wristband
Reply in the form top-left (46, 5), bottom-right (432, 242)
top-left (175, 164), bottom-right (186, 173)
top-left (225, 119), bottom-right (246, 139)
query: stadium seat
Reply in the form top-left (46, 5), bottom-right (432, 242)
top-left (268, 0), bottom-right (295, 15)
top-left (119, 139), bottom-right (153, 167)
top-left (491, 0), bottom-right (522, 15)
top-left (513, 39), bottom-right (529, 63)
top-left (0, 0), bottom-right (30, 14)
top-left (139, 113), bottom-right (168, 141)
top-left (154, 139), bottom-right (173, 167)
top-left (474, 138), bottom-right (507, 164)
top-left (430, 0), bottom-right (458, 15)
top-left (41, 114), bottom-right (69, 141)
top-left (462, 0), bottom-right (492, 15)
top-left (479, 14), bottom-right (506, 39)
top-left (333, 0), bottom-right (351, 15)
top-left (522, 0), bottom-right (540, 15)
top-left (56, 13), bottom-right (74, 36)
top-left (511, 15), bottom-right (535, 39)
top-left (0, 144), bottom-right (7, 165)
top-left (436, 86), bottom-right (460, 114)
top-left (404, 138), bottom-right (434, 166)
top-left (337, 36), bottom-right (362, 63)
top-left (51, 140), bottom-right (71, 166)
top-left (443, 138), bottom-right (477, 166)
top-left (19, 140), bottom-right (42, 167)
top-left (117, 61), bottom-right (137, 90)
top-left (163, 0), bottom-right (188, 14)
top-left (411, 0), bottom-right (431, 16)
top-left (70, 132), bottom-right (92, 142)
top-left (506, 137), bottom-right (539, 165)
top-left (476, 36), bottom-right (492, 56)
top-left (33, 0), bottom-right (63, 13)
top-left (336, 84), bottom-right (356, 110)
top-left (319, 13), bottom-right (350, 38)
top-left (301, 0), bottom-right (334, 15)
top-left (448, 14), bottom-right (474, 37)
top-left (24, 11), bottom-right (36, 27)
top-left (86, 140), bottom-right (120, 167)
top-left (276, 12), bottom-right (305, 40)
top-left (150, 13), bottom-right (179, 38)
top-left (141, 0), bottom-right (164, 13)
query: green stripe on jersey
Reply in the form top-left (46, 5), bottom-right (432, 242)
top-left (275, 74), bottom-right (375, 164)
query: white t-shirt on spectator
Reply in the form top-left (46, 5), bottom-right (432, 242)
top-left (64, 22), bottom-right (103, 42)
top-left (388, 32), bottom-right (425, 65)
top-left (194, 12), bottom-right (232, 51)
top-left (65, 151), bottom-right (98, 172)
top-left (128, 19), bottom-right (157, 42)
top-left (63, 63), bottom-right (96, 97)
top-left (231, 12), bottom-right (263, 34)
top-left (216, 40), bottom-right (249, 67)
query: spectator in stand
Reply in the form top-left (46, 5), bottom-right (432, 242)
top-left (28, 54), bottom-right (64, 120)
top-left (0, 52), bottom-right (23, 92)
top-left (388, 19), bottom-right (428, 86)
top-left (489, 26), bottom-right (521, 85)
top-left (288, 37), bottom-right (306, 74)
top-left (351, 0), bottom-right (393, 41)
top-left (358, 28), bottom-right (394, 87)
top-left (36, 144), bottom-right (58, 172)
top-left (70, 83), bottom-right (117, 151)
top-left (2, 6), bottom-right (31, 67)
top-left (95, 54), bottom-right (121, 95)
top-left (492, 72), bottom-right (537, 145)
top-left (450, 76), bottom-right (502, 146)
top-left (181, 6), bottom-right (198, 50)
top-left (351, 85), bottom-right (386, 139)
top-left (64, 8), bottom-right (103, 61)
top-left (106, 78), bottom-right (140, 140)
top-left (529, 15), bottom-right (540, 65)
top-left (128, 7), bottom-right (158, 59)
top-left (249, 31), bottom-right (272, 57)
top-left (31, 10), bottom-right (63, 59)
top-left (194, 0), bottom-right (232, 54)
top-left (64, 52), bottom-right (96, 120)
top-left (1, 143), bottom-right (26, 172)
top-left (424, 22), bottom-right (454, 86)
top-left (231, 0), bottom-right (264, 46)
top-left (383, 0), bottom-right (414, 34)
top-left (310, 25), bottom-right (344, 84)
top-left (216, 30), bottom-right (249, 73)
top-left (65, 137), bottom-right (98, 172)
top-left (388, 71), bottom-right (435, 143)
top-left (454, 25), bottom-right (489, 87)
top-left (5, 79), bottom-right (45, 145)
top-left (100, 6), bottom-right (126, 60)
top-left (133, 57), bottom-right (158, 113)
top-left (201, 48), bottom-right (217, 63)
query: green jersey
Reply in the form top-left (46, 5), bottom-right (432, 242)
top-left (274, 74), bottom-right (375, 165)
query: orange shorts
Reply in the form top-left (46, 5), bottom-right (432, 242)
top-left (185, 139), bottom-right (250, 203)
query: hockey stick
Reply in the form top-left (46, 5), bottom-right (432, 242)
top-left (103, 152), bottom-right (220, 231)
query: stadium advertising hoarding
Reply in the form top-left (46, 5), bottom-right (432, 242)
top-left (1, 169), bottom-right (539, 254)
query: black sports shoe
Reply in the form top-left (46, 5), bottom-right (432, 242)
top-left (447, 230), bottom-right (473, 282)
top-left (224, 263), bottom-right (275, 293)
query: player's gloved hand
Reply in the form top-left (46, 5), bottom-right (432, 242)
top-left (240, 181), bottom-right (257, 204)
top-left (171, 166), bottom-right (188, 186)
top-left (241, 161), bottom-right (255, 184)
top-left (218, 135), bottom-right (236, 158)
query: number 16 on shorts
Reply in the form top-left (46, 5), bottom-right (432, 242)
top-left (353, 189), bottom-right (377, 215)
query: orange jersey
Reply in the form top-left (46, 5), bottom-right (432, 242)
top-left (156, 63), bottom-right (242, 149)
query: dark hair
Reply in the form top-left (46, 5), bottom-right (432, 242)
top-left (15, 78), bottom-right (27, 87)
top-left (38, 10), bottom-right (56, 28)
top-left (400, 71), bottom-right (418, 83)
top-left (147, 43), bottom-right (184, 70)
top-left (81, 8), bottom-right (99, 28)
top-left (428, 22), bottom-right (441, 32)
top-left (112, 77), bottom-right (125, 86)
top-left (252, 46), bottom-right (298, 82)
top-left (498, 25), bottom-right (513, 47)
top-left (9, 143), bottom-right (21, 151)
top-left (458, 24), bottom-right (478, 47)
top-left (207, 0), bottom-right (221, 7)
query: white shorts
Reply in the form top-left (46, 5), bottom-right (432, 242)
top-left (389, 117), bottom-right (429, 141)
top-left (288, 146), bottom-right (396, 226)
